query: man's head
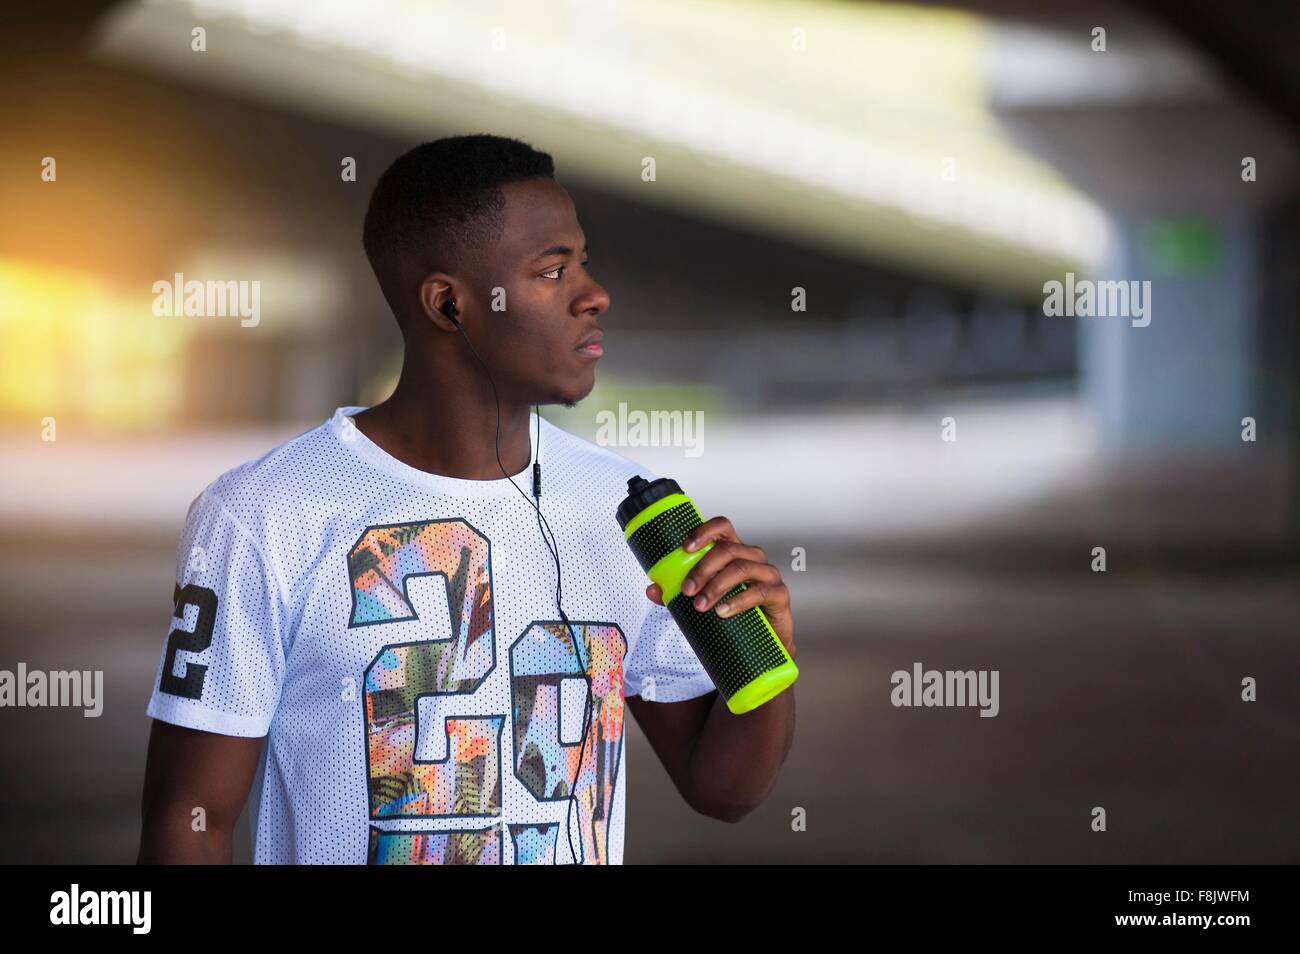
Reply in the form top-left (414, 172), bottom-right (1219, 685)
top-left (362, 134), bottom-right (609, 408)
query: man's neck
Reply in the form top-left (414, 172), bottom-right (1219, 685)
top-left (351, 372), bottom-right (534, 482)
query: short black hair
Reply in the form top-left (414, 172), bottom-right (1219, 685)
top-left (362, 133), bottom-right (555, 310)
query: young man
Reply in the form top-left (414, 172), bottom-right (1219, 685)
top-left (138, 134), bottom-right (796, 865)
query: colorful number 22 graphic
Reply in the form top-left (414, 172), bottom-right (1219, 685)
top-left (349, 519), bottom-right (626, 865)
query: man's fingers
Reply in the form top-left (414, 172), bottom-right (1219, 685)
top-left (689, 559), bottom-right (782, 614)
top-left (682, 516), bottom-right (737, 552)
top-left (680, 540), bottom-right (767, 598)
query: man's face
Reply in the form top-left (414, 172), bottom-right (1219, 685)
top-left (464, 177), bottom-right (610, 407)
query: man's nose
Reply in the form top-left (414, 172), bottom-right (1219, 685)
top-left (575, 280), bottom-right (610, 317)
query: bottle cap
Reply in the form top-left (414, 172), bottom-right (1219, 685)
top-left (616, 475), bottom-right (683, 530)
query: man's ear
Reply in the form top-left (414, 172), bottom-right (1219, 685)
top-left (418, 274), bottom-right (460, 332)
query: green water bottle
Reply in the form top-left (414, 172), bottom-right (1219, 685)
top-left (616, 475), bottom-right (799, 714)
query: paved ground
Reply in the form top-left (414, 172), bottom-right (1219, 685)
top-left (628, 560), bottom-right (1300, 863)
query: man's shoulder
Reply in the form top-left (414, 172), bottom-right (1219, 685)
top-left (541, 416), bottom-right (666, 491)
top-left (193, 416), bottom-right (339, 525)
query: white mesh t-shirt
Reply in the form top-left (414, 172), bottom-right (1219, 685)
top-left (145, 405), bottom-right (715, 864)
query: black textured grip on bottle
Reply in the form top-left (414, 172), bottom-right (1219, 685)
top-left (666, 583), bottom-right (789, 699)
top-left (626, 502), bottom-right (700, 572)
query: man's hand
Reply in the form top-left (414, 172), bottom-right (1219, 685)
top-left (644, 515), bottom-right (795, 660)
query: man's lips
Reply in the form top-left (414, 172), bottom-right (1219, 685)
top-left (575, 331), bottom-right (604, 358)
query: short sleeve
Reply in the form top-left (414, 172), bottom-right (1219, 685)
top-left (624, 592), bottom-right (716, 704)
top-left (145, 490), bottom-right (287, 737)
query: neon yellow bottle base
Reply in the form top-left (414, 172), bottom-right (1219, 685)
top-left (726, 659), bottom-right (799, 714)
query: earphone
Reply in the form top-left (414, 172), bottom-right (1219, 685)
top-left (442, 297), bottom-right (594, 866)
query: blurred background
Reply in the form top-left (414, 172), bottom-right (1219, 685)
top-left (1, 0), bottom-right (1297, 863)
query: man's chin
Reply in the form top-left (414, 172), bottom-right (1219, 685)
top-left (551, 375), bottom-right (595, 409)
top-left (531, 390), bottom-right (584, 410)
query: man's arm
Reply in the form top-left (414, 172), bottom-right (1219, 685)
top-left (627, 678), bottom-right (796, 823)
top-left (137, 719), bottom-right (265, 863)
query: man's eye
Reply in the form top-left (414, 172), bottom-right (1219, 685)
top-left (540, 261), bottom-right (590, 281)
